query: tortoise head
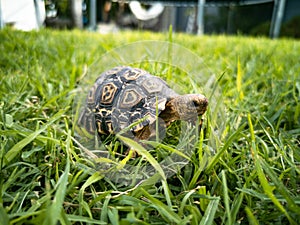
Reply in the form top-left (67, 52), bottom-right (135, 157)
top-left (176, 94), bottom-right (208, 120)
top-left (160, 94), bottom-right (208, 124)
top-left (192, 94), bottom-right (208, 115)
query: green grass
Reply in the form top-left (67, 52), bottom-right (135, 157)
top-left (0, 28), bottom-right (299, 224)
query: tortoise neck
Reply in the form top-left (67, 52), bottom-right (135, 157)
top-left (158, 97), bottom-right (181, 126)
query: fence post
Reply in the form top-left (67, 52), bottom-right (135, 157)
top-left (270, 0), bottom-right (286, 38)
top-left (0, 0), bottom-right (4, 29)
top-left (197, 0), bottom-right (205, 35)
top-left (89, 0), bottom-right (97, 30)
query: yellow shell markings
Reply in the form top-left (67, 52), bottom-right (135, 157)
top-left (140, 77), bottom-right (164, 94)
top-left (101, 83), bottom-right (118, 104)
top-left (118, 85), bottom-right (144, 108)
top-left (123, 68), bottom-right (143, 80)
top-left (87, 85), bottom-right (96, 104)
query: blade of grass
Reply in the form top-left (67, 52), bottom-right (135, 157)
top-left (100, 194), bottom-right (111, 223)
top-left (141, 188), bottom-right (182, 224)
top-left (230, 192), bottom-right (244, 224)
top-left (43, 130), bottom-right (71, 225)
top-left (247, 113), bottom-right (297, 225)
top-left (117, 135), bottom-right (166, 181)
top-left (260, 159), bottom-right (300, 215)
top-left (162, 180), bottom-right (173, 208)
top-left (206, 123), bottom-right (246, 173)
top-left (3, 108), bottom-right (67, 167)
top-left (145, 141), bottom-right (191, 161)
top-left (198, 186), bottom-right (209, 212)
top-left (245, 206), bottom-right (259, 225)
top-left (116, 149), bottom-right (135, 170)
top-left (222, 170), bottom-right (232, 225)
top-left (0, 204), bottom-right (9, 225)
top-left (67, 215), bottom-right (107, 224)
top-left (9, 210), bottom-right (46, 224)
top-left (178, 189), bottom-right (196, 217)
top-left (79, 172), bottom-right (103, 217)
top-left (59, 211), bottom-right (72, 225)
top-left (236, 56), bottom-right (244, 101)
top-left (183, 204), bottom-right (202, 225)
top-left (167, 25), bottom-right (173, 81)
top-left (107, 207), bottom-right (119, 225)
top-left (199, 197), bottom-right (220, 225)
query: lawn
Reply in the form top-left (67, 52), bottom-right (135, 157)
top-left (0, 28), bottom-right (299, 225)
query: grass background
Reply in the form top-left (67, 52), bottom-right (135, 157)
top-left (0, 28), bottom-right (299, 224)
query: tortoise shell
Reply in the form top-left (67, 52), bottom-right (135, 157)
top-left (78, 66), bottom-right (208, 139)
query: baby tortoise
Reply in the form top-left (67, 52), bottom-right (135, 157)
top-left (78, 66), bottom-right (208, 140)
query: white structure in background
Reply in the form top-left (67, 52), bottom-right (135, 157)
top-left (129, 1), bottom-right (164, 21)
top-left (0, 0), bottom-right (46, 31)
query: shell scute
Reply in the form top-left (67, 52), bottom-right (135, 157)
top-left (117, 84), bottom-right (145, 108)
top-left (101, 83), bottom-right (118, 104)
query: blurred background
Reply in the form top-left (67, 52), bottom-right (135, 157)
top-left (0, 0), bottom-right (299, 38)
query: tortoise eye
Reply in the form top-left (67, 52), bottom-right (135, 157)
top-left (193, 100), bottom-right (201, 107)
